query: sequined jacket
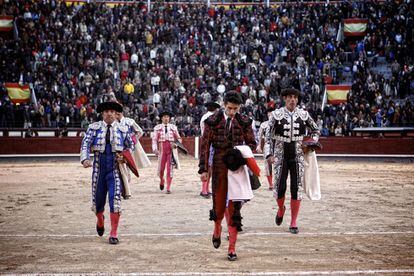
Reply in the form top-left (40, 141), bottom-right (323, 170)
top-left (263, 107), bottom-right (320, 192)
top-left (151, 123), bottom-right (181, 152)
top-left (198, 110), bottom-right (256, 174)
top-left (256, 120), bottom-right (269, 155)
top-left (80, 121), bottom-right (133, 163)
top-left (264, 107), bottom-right (320, 159)
top-left (120, 117), bottom-right (144, 140)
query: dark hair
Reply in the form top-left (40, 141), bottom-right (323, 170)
top-left (281, 88), bottom-right (300, 98)
top-left (224, 91), bottom-right (243, 105)
top-left (281, 88), bottom-right (301, 103)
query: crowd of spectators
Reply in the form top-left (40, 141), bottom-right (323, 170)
top-left (0, 0), bottom-right (413, 137)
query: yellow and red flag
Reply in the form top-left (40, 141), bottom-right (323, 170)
top-left (0, 16), bottom-right (13, 32)
top-left (5, 83), bottom-right (31, 104)
top-left (326, 85), bottom-right (351, 105)
top-left (343, 18), bottom-right (368, 37)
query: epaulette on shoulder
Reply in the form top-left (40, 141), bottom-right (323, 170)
top-left (126, 117), bottom-right (139, 127)
top-left (272, 108), bottom-right (284, 120)
top-left (118, 124), bottom-right (128, 133)
top-left (89, 122), bottom-right (101, 130)
top-left (154, 124), bottom-right (163, 131)
top-left (297, 108), bottom-right (309, 120)
top-left (235, 113), bottom-right (252, 127)
top-left (205, 110), bottom-right (223, 127)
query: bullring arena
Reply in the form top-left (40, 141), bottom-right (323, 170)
top-left (0, 155), bottom-right (413, 274)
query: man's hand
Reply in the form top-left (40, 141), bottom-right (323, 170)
top-left (82, 160), bottom-right (92, 168)
top-left (266, 156), bottom-right (275, 165)
top-left (116, 153), bottom-right (125, 163)
top-left (200, 172), bottom-right (209, 182)
top-left (154, 149), bottom-right (159, 156)
top-left (256, 146), bottom-right (262, 154)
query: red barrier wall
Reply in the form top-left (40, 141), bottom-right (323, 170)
top-left (317, 137), bottom-right (414, 155)
top-left (0, 137), bottom-right (413, 155)
top-left (0, 137), bottom-right (196, 155)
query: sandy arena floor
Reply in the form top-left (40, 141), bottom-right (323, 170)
top-left (0, 156), bottom-right (413, 275)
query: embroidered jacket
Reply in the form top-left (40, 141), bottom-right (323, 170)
top-left (80, 121), bottom-right (133, 163)
top-left (263, 107), bottom-right (320, 199)
top-left (120, 117), bottom-right (144, 139)
top-left (264, 107), bottom-right (320, 158)
top-left (198, 110), bottom-right (256, 174)
top-left (151, 123), bottom-right (181, 152)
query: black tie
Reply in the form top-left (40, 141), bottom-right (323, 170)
top-left (106, 124), bottom-right (111, 144)
top-left (226, 117), bottom-right (232, 139)
top-left (165, 125), bottom-right (168, 134)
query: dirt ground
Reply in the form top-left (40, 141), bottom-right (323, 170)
top-left (0, 156), bottom-right (413, 275)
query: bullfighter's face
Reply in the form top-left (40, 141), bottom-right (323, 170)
top-left (162, 115), bottom-right (170, 124)
top-left (224, 102), bottom-right (240, 118)
top-left (102, 109), bottom-right (116, 125)
top-left (284, 94), bottom-right (298, 112)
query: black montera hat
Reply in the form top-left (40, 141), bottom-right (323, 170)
top-left (303, 138), bottom-right (323, 151)
top-left (222, 148), bottom-right (247, 171)
top-left (281, 88), bottom-right (300, 98)
top-left (159, 110), bottom-right (173, 118)
top-left (97, 101), bottom-right (123, 113)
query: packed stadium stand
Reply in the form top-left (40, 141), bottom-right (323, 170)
top-left (0, 0), bottom-right (413, 139)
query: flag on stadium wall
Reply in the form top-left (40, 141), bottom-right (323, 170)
top-left (343, 18), bottom-right (368, 37)
top-left (5, 83), bottom-right (31, 104)
top-left (0, 16), bottom-right (14, 32)
top-left (326, 85), bottom-right (351, 105)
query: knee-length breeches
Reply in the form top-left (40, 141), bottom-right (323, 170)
top-left (91, 144), bottom-right (123, 213)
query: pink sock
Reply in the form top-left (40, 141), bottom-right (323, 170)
top-left (290, 199), bottom-right (301, 228)
top-left (276, 197), bottom-right (285, 217)
top-left (96, 211), bottom-right (104, 228)
top-left (110, 212), bottom-right (120, 238)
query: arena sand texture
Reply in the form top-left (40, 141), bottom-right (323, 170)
top-left (0, 157), bottom-right (413, 275)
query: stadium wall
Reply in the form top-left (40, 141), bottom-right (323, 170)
top-left (0, 137), bottom-right (413, 156)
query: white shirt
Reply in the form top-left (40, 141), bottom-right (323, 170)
top-left (131, 53), bottom-right (138, 64)
top-left (151, 75), bottom-right (160, 85)
top-left (153, 92), bottom-right (161, 104)
top-left (150, 49), bottom-right (156, 59)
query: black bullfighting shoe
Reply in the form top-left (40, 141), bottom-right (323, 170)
top-left (109, 237), bottom-right (119, 244)
top-left (212, 236), bottom-right (221, 249)
top-left (96, 215), bottom-right (104, 236)
top-left (227, 252), bottom-right (238, 261)
top-left (289, 227), bottom-right (299, 234)
top-left (160, 184), bottom-right (164, 191)
top-left (275, 206), bottom-right (286, 226)
top-left (199, 192), bottom-right (209, 198)
top-left (96, 224), bottom-right (104, 237)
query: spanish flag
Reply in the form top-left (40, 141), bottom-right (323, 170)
top-left (0, 16), bottom-right (13, 32)
top-left (5, 83), bottom-right (31, 104)
top-left (343, 18), bottom-right (368, 37)
top-left (326, 85), bottom-right (351, 105)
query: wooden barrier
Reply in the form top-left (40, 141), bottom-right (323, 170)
top-left (0, 137), bottom-right (413, 156)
